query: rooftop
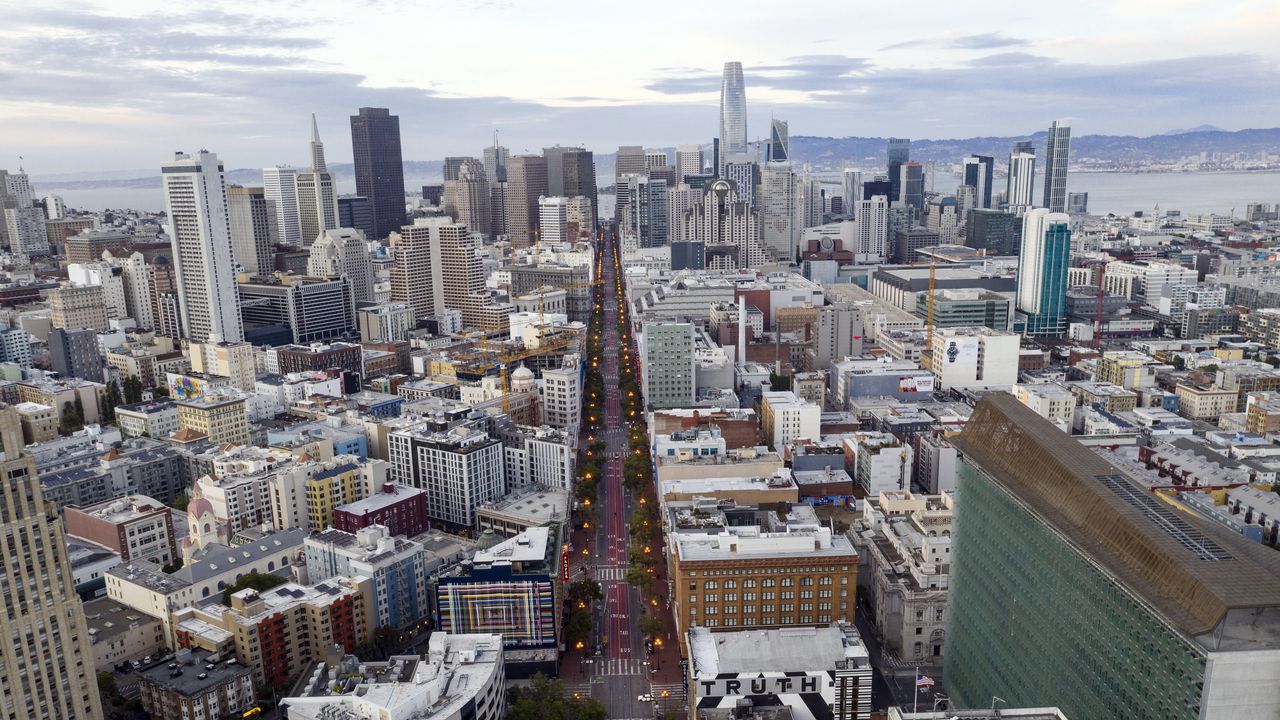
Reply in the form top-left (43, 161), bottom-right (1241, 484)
top-left (335, 483), bottom-right (425, 515)
top-left (953, 394), bottom-right (1280, 644)
top-left (476, 486), bottom-right (569, 524)
top-left (136, 650), bottom-right (252, 698)
top-left (84, 596), bottom-right (161, 646)
top-left (688, 623), bottom-right (869, 676)
top-left (472, 526), bottom-right (551, 566)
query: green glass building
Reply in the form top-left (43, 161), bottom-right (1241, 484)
top-left (946, 395), bottom-right (1280, 720)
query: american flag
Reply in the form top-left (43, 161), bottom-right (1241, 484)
top-left (916, 674), bottom-right (935, 688)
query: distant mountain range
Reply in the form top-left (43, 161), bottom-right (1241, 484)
top-left (32, 127), bottom-right (1280, 191)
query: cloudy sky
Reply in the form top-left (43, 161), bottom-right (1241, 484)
top-left (2, 0), bottom-right (1277, 174)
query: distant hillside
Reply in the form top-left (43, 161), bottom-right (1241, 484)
top-left (33, 128), bottom-right (1280, 190)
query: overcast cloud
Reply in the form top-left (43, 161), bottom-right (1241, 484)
top-left (2, 0), bottom-right (1277, 173)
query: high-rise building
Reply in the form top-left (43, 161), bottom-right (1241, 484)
top-left (887, 138), bottom-right (910, 201)
top-left (768, 118), bottom-right (790, 161)
top-left (760, 161), bottom-right (797, 260)
top-left (504, 155), bottom-right (548, 247)
top-left (538, 195), bottom-right (569, 245)
top-left (1042, 119), bottom-right (1072, 213)
top-left (841, 169), bottom-right (862, 218)
top-left (966, 209), bottom-right (1021, 255)
top-left (0, 403), bottom-right (104, 719)
top-left (644, 149), bottom-right (668, 170)
top-left (350, 107), bottom-right (407, 240)
top-left (640, 321), bottom-right (695, 409)
top-left (687, 178), bottom-right (764, 271)
top-left (337, 196), bottom-right (374, 240)
top-left (163, 151), bottom-right (244, 343)
top-left (897, 161), bottom-right (924, 211)
top-left (50, 327), bottom-right (104, 382)
top-left (308, 227), bottom-right (374, 305)
top-left (389, 221), bottom-right (442, 322)
top-left (1, 168), bottom-right (50, 258)
top-left (262, 165), bottom-right (302, 245)
top-left (49, 284), bottom-right (108, 331)
top-left (852, 194), bottom-right (889, 264)
top-left (483, 141), bottom-right (509, 184)
top-left (542, 146), bottom-right (596, 232)
top-left (1067, 191), bottom-right (1089, 214)
top-left (621, 174), bottom-right (669, 249)
top-left (722, 157), bottom-right (756, 207)
top-left (295, 114), bottom-right (340, 244)
top-left (442, 156), bottom-right (472, 183)
top-left (719, 61), bottom-right (748, 161)
top-left (226, 185), bottom-right (276, 276)
top-left (1016, 208), bottom-right (1071, 337)
top-left (667, 184), bottom-right (702, 244)
top-left (813, 303), bottom-right (864, 370)
top-left (675, 144), bottom-right (704, 184)
top-left (1006, 141), bottom-right (1036, 215)
top-left (442, 158), bottom-right (490, 237)
top-left (948, 394), bottom-right (1280, 720)
top-left (962, 154), bottom-right (994, 209)
top-left (388, 423), bottom-right (505, 530)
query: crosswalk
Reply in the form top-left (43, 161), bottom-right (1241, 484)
top-left (597, 657), bottom-right (647, 676)
top-left (560, 681), bottom-right (594, 700)
top-left (650, 681), bottom-right (687, 701)
top-left (596, 565), bottom-right (627, 581)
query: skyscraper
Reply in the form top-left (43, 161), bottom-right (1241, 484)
top-left (163, 151), bottom-right (244, 342)
top-left (338, 196), bottom-right (375, 240)
top-left (544, 147), bottom-right (597, 232)
top-left (226, 184), bottom-right (276, 276)
top-left (841, 169), bottom-right (862, 219)
top-left (759, 161), bottom-right (796, 260)
top-left (962, 154), bottom-right (994, 209)
top-left (675, 144), bottom-right (704, 184)
top-left (948, 394), bottom-right (1280, 720)
top-left (483, 141), bottom-right (509, 184)
top-left (1042, 119), bottom-right (1072, 213)
top-left (897, 161), bottom-right (924, 211)
top-left (686, 179), bottom-right (763, 272)
top-left (614, 145), bottom-right (647, 224)
top-left (621, 175), bottom-right (669, 249)
top-left (887, 138), bottom-right (910, 202)
top-left (295, 114), bottom-right (340, 245)
top-left (851, 195), bottom-right (889, 264)
top-left (505, 155), bottom-right (548, 247)
top-left (350, 107), bottom-right (407, 240)
top-left (768, 118), bottom-right (789, 162)
top-left (1006, 141), bottom-right (1036, 216)
top-left (389, 220), bottom-right (442, 321)
top-left (262, 165), bottom-right (301, 245)
top-left (308, 228), bottom-right (375, 305)
top-left (0, 404), bottom-right (104, 720)
top-left (719, 62), bottom-right (748, 160)
top-left (723, 157), bottom-right (756, 206)
top-left (442, 159), bottom-right (490, 237)
top-left (1015, 208), bottom-right (1071, 337)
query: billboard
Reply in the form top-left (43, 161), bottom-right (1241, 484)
top-left (943, 337), bottom-right (979, 365)
top-left (898, 374), bottom-right (934, 394)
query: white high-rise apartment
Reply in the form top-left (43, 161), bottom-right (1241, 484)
top-left (719, 61), bottom-right (748, 158)
top-left (841, 169), bottom-right (862, 218)
top-left (263, 165), bottom-right (302, 245)
top-left (119, 251), bottom-right (155, 329)
top-left (1, 168), bottom-right (49, 258)
top-left (540, 353), bottom-right (582, 434)
top-left (1043, 119), bottom-right (1072, 213)
top-left (538, 195), bottom-right (570, 244)
top-left (163, 150), bottom-right (244, 342)
top-left (0, 405), bottom-right (104, 720)
top-left (851, 195), bottom-right (889, 263)
top-left (675, 144), bottom-right (704, 184)
top-left (1006, 143), bottom-right (1036, 216)
top-left (309, 228), bottom-right (375, 305)
top-left (760, 161), bottom-right (797, 260)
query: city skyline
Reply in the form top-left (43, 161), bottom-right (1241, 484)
top-left (1, 1), bottom-right (1278, 173)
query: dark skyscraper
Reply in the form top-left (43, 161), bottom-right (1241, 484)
top-left (338, 196), bottom-right (375, 240)
top-left (1043, 119), bottom-right (1072, 213)
top-left (768, 119), bottom-right (789, 161)
top-left (887, 137), bottom-right (910, 202)
top-left (898, 161), bottom-right (924, 211)
top-left (350, 107), bottom-right (407, 240)
top-left (963, 154), bottom-right (995, 209)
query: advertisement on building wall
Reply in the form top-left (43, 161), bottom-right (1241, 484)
top-left (943, 337), bottom-right (980, 365)
top-left (898, 375), bottom-right (934, 394)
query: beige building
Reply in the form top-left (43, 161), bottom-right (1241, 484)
top-left (176, 392), bottom-right (249, 445)
top-left (792, 371), bottom-right (826, 408)
top-left (1013, 383), bottom-right (1076, 430)
top-left (49, 283), bottom-right (109, 330)
top-left (14, 400), bottom-right (57, 442)
top-left (389, 220), bottom-right (442, 321)
top-left (83, 596), bottom-right (166, 670)
top-left (64, 494), bottom-right (178, 565)
top-left (1067, 381), bottom-right (1138, 414)
top-left (660, 469), bottom-right (800, 504)
top-left (188, 339), bottom-right (256, 391)
top-left (0, 404), bottom-right (105, 719)
top-left (1175, 383), bottom-right (1239, 420)
top-left (17, 376), bottom-right (106, 424)
top-left (655, 447), bottom-right (783, 485)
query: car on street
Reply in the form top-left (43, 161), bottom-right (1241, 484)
top-left (637, 694), bottom-right (654, 702)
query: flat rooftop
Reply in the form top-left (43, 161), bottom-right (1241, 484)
top-left (477, 486), bottom-right (569, 523)
top-left (953, 394), bottom-right (1280, 644)
top-left (335, 484), bottom-right (424, 515)
top-left (472, 526), bottom-right (550, 565)
top-left (688, 624), bottom-right (869, 676)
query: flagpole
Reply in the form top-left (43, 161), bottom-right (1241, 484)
top-left (913, 665), bottom-right (919, 713)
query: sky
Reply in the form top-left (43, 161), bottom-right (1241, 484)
top-left (2, 0), bottom-right (1278, 175)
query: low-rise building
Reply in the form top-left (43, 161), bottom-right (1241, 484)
top-left (929, 326), bottom-right (1019, 391)
top-left (850, 491), bottom-right (953, 665)
top-left (175, 391), bottom-right (249, 446)
top-left (115, 399), bottom-right (180, 439)
top-left (14, 400), bottom-right (56, 442)
top-left (661, 469), bottom-right (801, 504)
top-left (655, 447), bottom-right (784, 485)
top-left (83, 596), bottom-right (166, 670)
top-left (281, 633), bottom-right (506, 720)
top-left (845, 432), bottom-right (913, 495)
top-left (64, 494), bottom-right (178, 565)
top-left (333, 482), bottom-right (429, 537)
top-left (1013, 382), bottom-right (1075, 431)
top-left (1175, 383), bottom-right (1239, 420)
top-left (687, 623), bottom-right (872, 720)
top-left (1067, 381), bottom-right (1139, 414)
top-left (475, 486), bottom-right (570, 537)
top-left (137, 649), bottom-right (256, 720)
top-left (760, 391), bottom-right (821, 451)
